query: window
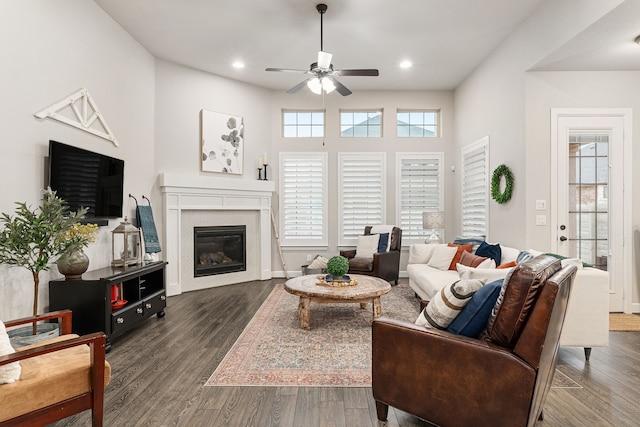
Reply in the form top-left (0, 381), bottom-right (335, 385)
top-left (397, 110), bottom-right (439, 137)
top-left (279, 152), bottom-right (328, 246)
top-left (461, 137), bottom-right (489, 237)
top-left (340, 110), bottom-right (382, 137)
top-left (282, 110), bottom-right (324, 138)
top-left (338, 153), bottom-right (386, 245)
top-left (396, 153), bottom-right (444, 242)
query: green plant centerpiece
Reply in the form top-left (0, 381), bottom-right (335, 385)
top-left (0, 188), bottom-right (87, 333)
top-left (325, 255), bottom-right (350, 282)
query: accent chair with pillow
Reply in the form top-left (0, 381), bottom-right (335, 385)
top-left (373, 255), bottom-right (578, 426)
top-left (340, 226), bottom-right (402, 285)
top-left (0, 310), bottom-right (110, 427)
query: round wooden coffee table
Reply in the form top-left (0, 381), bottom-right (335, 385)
top-left (284, 274), bottom-right (392, 330)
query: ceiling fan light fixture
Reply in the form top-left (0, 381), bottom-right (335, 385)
top-left (307, 77), bottom-right (323, 94)
top-left (321, 77), bottom-right (335, 93)
top-left (318, 51), bottom-right (332, 69)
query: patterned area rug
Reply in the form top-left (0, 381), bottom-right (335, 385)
top-left (206, 283), bottom-right (418, 387)
top-left (609, 313), bottom-right (640, 331)
top-left (205, 283), bottom-right (580, 388)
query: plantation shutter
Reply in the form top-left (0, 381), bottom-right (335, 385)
top-left (338, 153), bottom-right (386, 244)
top-left (397, 153), bottom-right (443, 241)
top-left (461, 138), bottom-right (488, 237)
top-left (280, 153), bottom-right (327, 246)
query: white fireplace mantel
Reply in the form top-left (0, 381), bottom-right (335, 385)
top-left (159, 173), bottom-right (275, 296)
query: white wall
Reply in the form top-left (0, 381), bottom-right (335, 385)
top-left (526, 70), bottom-right (640, 307)
top-left (0, 1), bottom-right (155, 319)
top-left (268, 89), bottom-right (455, 275)
top-left (453, 0), bottom-right (623, 247)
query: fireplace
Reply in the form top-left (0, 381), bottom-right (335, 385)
top-left (194, 225), bottom-right (246, 277)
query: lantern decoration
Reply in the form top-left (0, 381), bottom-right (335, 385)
top-left (111, 217), bottom-right (142, 268)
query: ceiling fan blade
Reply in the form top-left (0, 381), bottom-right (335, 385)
top-left (329, 77), bottom-right (352, 96)
top-left (265, 67), bottom-right (309, 73)
top-left (287, 78), bottom-right (312, 94)
top-left (334, 69), bottom-right (379, 77)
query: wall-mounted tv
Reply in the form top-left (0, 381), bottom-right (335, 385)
top-left (48, 140), bottom-right (124, 218)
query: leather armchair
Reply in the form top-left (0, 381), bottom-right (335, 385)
top-left (372, 255), bottom-right (577, 427)
top-left (340, 226), bottom-right (402, 285)
top-left (0, 310), bottom-right (110, 427)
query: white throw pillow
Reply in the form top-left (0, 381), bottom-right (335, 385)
top-left (477, 258), bottom-right (496, 269)
top-left (500, 246), bottom-right (521, 264)
top-left (426, 245), bottom-right (458, 271)
top-left (457, 263), bottom-right (512, 282)
top-left (415, 278), bottom-right (486, 329)
top-left (561, 258), bottom-right (584, 270)
top-left (408, 244), bottom-right (437, 264)
top-left (0, 320), bottom-right (21, 384)
top-left (355, 234), bottom-right (380, 259)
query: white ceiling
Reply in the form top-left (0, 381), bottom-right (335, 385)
top-left (93, 0), bottom-right (640, 93)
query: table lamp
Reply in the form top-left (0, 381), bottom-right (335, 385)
top-left (422, 211), bottom-right (445, 244)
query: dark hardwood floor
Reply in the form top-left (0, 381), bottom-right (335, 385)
top-left (53, 279), bottom-right (640, 427)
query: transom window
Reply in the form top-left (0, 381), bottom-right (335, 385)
top-left (282, 110), bottom-right (325, 138)
top-left (340, 110), bottom-right (382, 137)
top-left (397, 110), bottom-right (439, 138)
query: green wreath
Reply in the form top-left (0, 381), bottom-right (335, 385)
top-left (491, 164), bottom-right (514, 204)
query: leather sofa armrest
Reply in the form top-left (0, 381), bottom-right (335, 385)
top-left (340, 249), bottom-right (356, 259)
top-left (372, 317), bottom-right (536, 424)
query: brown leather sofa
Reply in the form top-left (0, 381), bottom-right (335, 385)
top-left (372, 255), bottom-right (577, 427)
top-left (340, 226), bottom-right (402, 285)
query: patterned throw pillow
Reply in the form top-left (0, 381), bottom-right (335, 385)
top-left (415, 278), bottom-right (486, 329)
top-left (516, 251), bottom-right (534, 264)
top-left (0, 320), bottom-right (21, 384)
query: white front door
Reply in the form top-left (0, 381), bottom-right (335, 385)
top-left (551, 109), bottom-right (631, 312)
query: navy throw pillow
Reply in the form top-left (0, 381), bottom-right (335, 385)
top-left (476, 241), bottom-right (502, 265)
top-left (376, 233), bottom-right (390, 253)
top-left (446, 279), bottom-right (504, 338)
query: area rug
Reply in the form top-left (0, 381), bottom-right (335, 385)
top-left (609, 313), bottom-right (640, 331)
top-left (206, 284), bottom-right (579, 388)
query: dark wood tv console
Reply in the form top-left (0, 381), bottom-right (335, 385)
top-left (49, 261), bottom-right (167, 351)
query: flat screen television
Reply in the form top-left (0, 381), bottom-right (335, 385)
top-left (48, 140), bottom-right (124, 218)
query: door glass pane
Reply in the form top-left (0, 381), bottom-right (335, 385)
top-left (567, 132), bottom-right (609, 271)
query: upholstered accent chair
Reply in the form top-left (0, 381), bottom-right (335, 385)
top-left (0, 310), bottom-right (110, 427)
top-left (340, 226), bottom-right (402, 285)
top-left (372, 255), bottom-right (577, 427)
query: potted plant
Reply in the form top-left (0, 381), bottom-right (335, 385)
top-left (0, 188), bottom-right (86, 334)
top-left (56, 222), bottom-right (98, 279)
top-left (326, 255), bottom-right (350, 282)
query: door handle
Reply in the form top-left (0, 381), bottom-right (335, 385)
top-left (559, 236), bottom-right (567, 241)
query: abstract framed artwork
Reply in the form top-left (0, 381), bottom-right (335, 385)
top-left (201, 109), bottom-right (244, 174)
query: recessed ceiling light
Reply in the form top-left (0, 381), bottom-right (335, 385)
top-left (400, 60), bottom-right (412, 69)
top-left (232, 62), bottom-right (245, 69)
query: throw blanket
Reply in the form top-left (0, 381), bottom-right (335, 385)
top-left (370, 225), bottom-right (395, 234)
top-left (136, 205), bottom-right (161, 253)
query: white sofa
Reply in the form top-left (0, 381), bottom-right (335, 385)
top-left (407, 244), bottom-right (609, 360)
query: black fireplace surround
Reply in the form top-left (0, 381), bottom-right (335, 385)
top-left (194, 225), bottom-right (246, 277)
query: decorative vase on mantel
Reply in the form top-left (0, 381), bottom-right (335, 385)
top-left (56, 249), bottom-right (90, 279)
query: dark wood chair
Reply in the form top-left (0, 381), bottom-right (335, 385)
top-left (0, 310), bottom-right (110, 427)
top-left (340, 226), bottom-right (402, 285)
top-left (372, 255), bottom-right (577, 426)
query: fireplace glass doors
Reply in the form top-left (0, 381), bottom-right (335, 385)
top-left (193, 225), bottom-right (246, 277)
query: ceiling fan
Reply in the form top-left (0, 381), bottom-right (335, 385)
top-left (265, 3), bottom-right (379, 96)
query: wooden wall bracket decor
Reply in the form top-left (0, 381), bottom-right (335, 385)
top-left (34, 87), bottom-right (119, 146)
